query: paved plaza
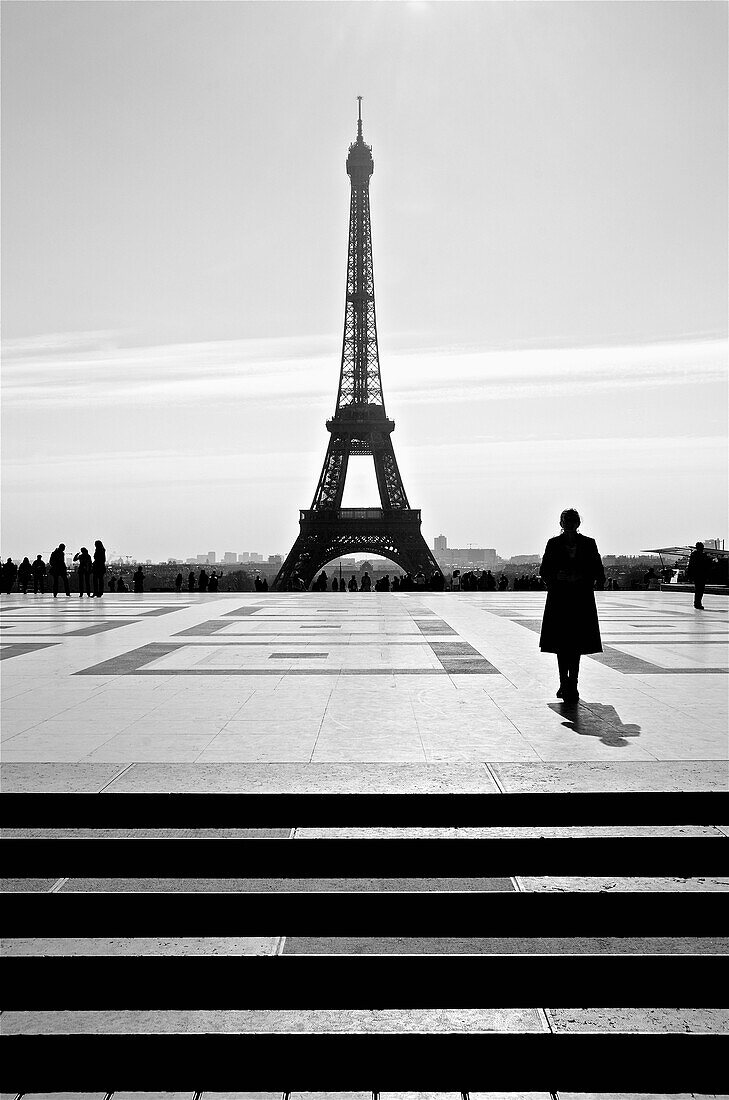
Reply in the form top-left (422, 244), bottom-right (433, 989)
top-left (1, 588), bottom-right (727, 775)
top-left (2, 587), bottom-right (728, 1059)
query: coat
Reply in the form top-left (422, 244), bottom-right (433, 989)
top-left (539, 533), bottom-right (604, 654)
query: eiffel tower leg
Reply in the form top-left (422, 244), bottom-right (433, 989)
top-left (372, 436), bottom-right (410, 510)
top-left (274, 531), bottom-right (332, 591)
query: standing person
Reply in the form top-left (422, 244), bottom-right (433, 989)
top-left (208, 572), bottom-right (219, 593)
top-left (198, 569), bottom-right (209, 592)
top-left (360, 571), bottom-right (371, 592)
top-left (175, 572), bottom-right (183, 593)
top-left (17, 557), bottom-right (33, 595)
top-left (539, 508), bottom-right (604, 703)
top-left (3, 558), bottom-right (18, 594)
top-left (133, 566), bottom-right (145, 593)
top-left (32, 554), bottom-right (47, 594)
top-left (348, 574), bottom-right (358, 592)
top-left (74, 547), bottom-right (93, 598)
top-left (92, 541), bottom-right (106, 598)
top-left (108, 576), bottom-right (117, 593)
top-left (49, 545), bottom-right (70, 597)
top-left (687, 542), bottom-right (711, 610)
top-left (188, 571), bottom-right (196, 592)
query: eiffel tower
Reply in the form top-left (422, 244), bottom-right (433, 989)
top-left (274, 101), bottom-right (440, 590)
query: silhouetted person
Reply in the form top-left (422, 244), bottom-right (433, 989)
top-left (360, 571), bottom-right (371, 592)
top-left (188, 571), bottom-right (196, 592)
top-left (539, 508), bottom-right (604, 703)
top-left (49, 544), bottom-right (70, 597)
top-left (3, 558), bottom-right (18, 594)
top-left (208, 572), bottom-right (219, 593)
top-left (117, 576), bottom-right (128, 593)
top-left (133, 566), bottom-right (144, 593)
top-left (175, 572), bottom-right (183, 592)
top-left (348, 574), bottom-right (358, 592)
top-left (198, 569), bottom-right (209, 592)
top-left (331, 577), bottom-right (339, 592)
top-left (32, 554), bottom-right (46, 594)
top-left (74, 547), bottom-right (93, 597)
top-left (315, 571), bottom-right (328, 592)
top-left (392, 575), bottom-right (400, 592)
top-left (687, 542), bottom-right (710, 609)
top-left (92, 541), bottom-right (106, 598)
top-left (255, 576), bottom-right (263, 592)
top-left (16, 557), bottom-right (32, 595)
top-left (498, 574), bottom-right (508, 591)
top-left (262, 577), bottom-right (269, 592)
top-left (108, 576), bottom-right (117, 593)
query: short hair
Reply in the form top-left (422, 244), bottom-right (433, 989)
top-left (696, 541), bottom-right (704, 549)
top-left (560, 508), bottom-right (581, 527)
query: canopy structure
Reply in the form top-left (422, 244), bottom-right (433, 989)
top-left (642, 546), bottom-right (729, 559)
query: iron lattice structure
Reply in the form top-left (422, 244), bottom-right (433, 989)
top-left (275, 103), bottom-right (440, 590)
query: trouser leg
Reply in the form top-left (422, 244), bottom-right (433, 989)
top-left (53, 576), bottom-right (59, 597)
top-left (63, 573), bottom-right (70, 596)
top-left (694, 582), bottom-right (705, 608)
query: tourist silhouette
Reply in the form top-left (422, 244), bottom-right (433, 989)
top-left (3, 557), bottom-right (18, 594)
top-left (108, 576), bottom-right (117, 593)
top-left (208, 571), bottom-right (219, 593)
top-left (32, 554), bottom-right (46, 594)
top-left (188, 571), bottom-right (196, 592)
top-left (539, 508), bottom-right (605, 703)
top-left (49, 544), bottom-right (70, 597)
top-left (175, 572), bottom-right (183, 592)
top-left (331, 577), bottom-right (339, 592)
top-left (348, 574), bottom-right (358, 592)
top-left (687, 542), bottom-right (711, 609)
top-left (360, 571), bottom-right (371, 592)
top-left (74, 547), bottom-right (93, 598)
top-left (198, 569), bottom-right (209, 592)
top-left (117, 576), bottom-right (128, 593)
top-left (17, 557), bottom-right (32, 595)
top-left (133, 566), bottom-right (144, 593)
top-left (92, 541), bottom-right (106, 598)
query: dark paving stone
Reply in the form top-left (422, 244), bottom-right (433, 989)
top-left (0, 642), bottom-right (60, 660)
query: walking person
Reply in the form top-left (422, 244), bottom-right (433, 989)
top-left (49, 544), bottom-right (70, 597)
top-left (687, 542), bottom-right (711, 609)
top-left (539, 509), bottom-right (604, 703)
top-left (92, 541), bottom-right (106, 598)
top-left (32, 554), bottom-right (47, 594)
top-left (74, 547), bottom-right (93, 597)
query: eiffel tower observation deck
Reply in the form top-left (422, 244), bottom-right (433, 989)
top-left (274, 101), bottom-right (440, 590)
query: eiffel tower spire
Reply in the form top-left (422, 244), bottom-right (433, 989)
top-left (274, 103), bottom-right (440, 590)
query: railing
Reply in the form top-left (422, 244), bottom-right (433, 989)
top-left (301, 507), bottom-right (421, 521)
top-left (2, 791), bottom-right (728, 1093)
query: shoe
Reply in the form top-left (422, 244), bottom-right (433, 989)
top-left (695, 604), bottom-right (704, 610)
top-left (563, 688), bottom-right (579, 703)
top-left (556, 686), bottom-right (564, 698)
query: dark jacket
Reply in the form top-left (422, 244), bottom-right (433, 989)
top-left (539, 533), bottom-right (604, 654)
top-left (49, 548), bottom-right (67, 576)
top-left (687, 549), bottom-right (710, 582)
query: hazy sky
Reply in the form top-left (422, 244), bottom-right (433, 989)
top-left (2, 1), bottom-right (727, 562)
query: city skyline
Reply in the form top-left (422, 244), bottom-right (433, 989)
top-left (2, 2), bottom-right (727, 562)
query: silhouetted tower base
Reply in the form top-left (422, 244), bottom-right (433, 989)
top-left (275, 101), bottom-right (439, 591)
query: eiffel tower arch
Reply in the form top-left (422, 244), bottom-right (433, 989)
top-left (275, 101), bottom-right (440, 590)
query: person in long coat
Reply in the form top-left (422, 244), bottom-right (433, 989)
top-left (539, 508), bottom-right (604, 702)
top-left (74, 547), bottom-right (93, 597)
top-left (686, 542), bottom-right (711, 610)
top-left (92, 541), bottom-right (106, 598)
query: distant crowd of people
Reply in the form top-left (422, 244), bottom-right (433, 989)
top-left (2, 541), bottom-right (108, 597)
top-left (302, 569), bottom-right (446, 593)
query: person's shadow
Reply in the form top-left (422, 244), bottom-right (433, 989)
top-left (548, 701), bottom-right (642, 748)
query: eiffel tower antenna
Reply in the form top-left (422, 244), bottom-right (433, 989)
top-left (274, 103), bottom-right (440, 590)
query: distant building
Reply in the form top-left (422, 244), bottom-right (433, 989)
top-left (268, 555), bottom-right (282, 565)
top-left (509, 554), bottom-right (541, 566)
top-left (434, 534), bottom-right (447, 553)
top-left (238, 552), bottom-right (249, 562)
top-left (249, 553), bottom-right (262, 562)
top-left (436, 547), bottom-right (497, 568)
top-left (196, 555), bottom-right (208, 564)
top-left (207, 551), bottom-right (216, 563)
top-left (223, 552), bottom-right (237, 564)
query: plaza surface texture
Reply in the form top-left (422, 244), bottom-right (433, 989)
top-left (2, 589), bottom-right (728, 1093)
